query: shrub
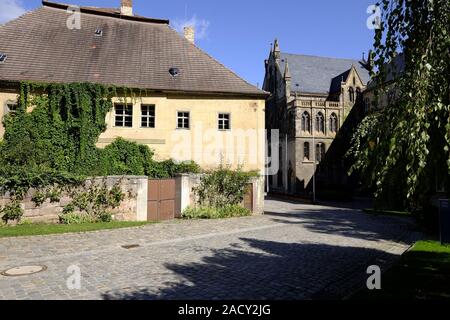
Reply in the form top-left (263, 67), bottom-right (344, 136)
top-left (59, 212), bottom-right (96, 225)
top-left (0, 200), bottom-right (24, 224)
top-left (59, 181), bottom-right (125, 224)
top-left (194, 166), bottom-right (258, 208)
top-left (182, 205), bottom-right (251, 220)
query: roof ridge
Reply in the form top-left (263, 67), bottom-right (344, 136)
top-left (42, 1), bottom-right (169, 24)
top-left (281, 52), bottom-right (361, 62)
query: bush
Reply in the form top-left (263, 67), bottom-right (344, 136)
top-left (194, 166), bottom-right (258, 208)
top-left (59, 212), bottom-right (96, 225)
top-left (1, 200), bottom-right (24, 224)
top-left (182, 205), bottom-right (251, 220)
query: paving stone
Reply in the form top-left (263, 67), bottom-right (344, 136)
top-left (0, 199), bottom-right (421, 300)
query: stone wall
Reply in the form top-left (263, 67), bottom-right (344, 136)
top-left (0, 176), bottom-right (148, 223)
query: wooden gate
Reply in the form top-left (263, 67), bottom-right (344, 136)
top-left (147, 179), bottom-right (176, 221)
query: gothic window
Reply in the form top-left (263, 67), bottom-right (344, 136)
top-left (329, 113), bottom-right (338, 133)
top-left (301, 111), bottom-right (311, 133)
top-left (277, 144), bottom-right (283, 188)
top-left (304, 142), bottom-right (310, 160)
top-left (316, 112), bottom-right (325, 133)
top-left (349, 87), bottom-right (355, 102)
top-left (315, 143), bottom-right (326, 162)
top-left (356, 87), bottom-right (362, 101)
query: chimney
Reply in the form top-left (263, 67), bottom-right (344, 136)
top-left (121, 0), bottom-right (133, 16)
top-left (184, 26), bottom-right (195, 44)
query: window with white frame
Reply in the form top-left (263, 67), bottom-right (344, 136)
top-left (177, 111), bottom-right (190, 129)
top-left (6, 103), bottom-right (17, 114)
top-left (218, 113), bottom-right (230, 130)
top-left (141, 105), bottom-right (155, 128)
top-left (114, 104), bottom-right (133, 127)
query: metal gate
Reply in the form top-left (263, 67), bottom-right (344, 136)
top-left (147, 179), bottom-right (176, 221)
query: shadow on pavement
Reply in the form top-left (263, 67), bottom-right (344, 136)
top-left (102, 238), bottom-right (399, 300)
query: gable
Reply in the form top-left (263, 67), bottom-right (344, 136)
top-left (279, 53), bottom-right (371, 95)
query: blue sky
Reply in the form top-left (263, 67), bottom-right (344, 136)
top-left (1, 0), bottom-right (377, 87)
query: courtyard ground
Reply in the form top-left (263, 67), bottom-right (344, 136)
top-left (0, 198), bottom-right (421, 300)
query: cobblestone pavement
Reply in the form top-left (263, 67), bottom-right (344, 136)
top-left (0, 198), bottom-right (422, 300)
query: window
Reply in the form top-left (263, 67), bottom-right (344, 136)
top-left (114, 104), bottom-right (133, 127)
top-left (218, 113), bottom-right (231, 130)
top-left (141, 105), bottom-right (155, 128)
top-left (315, 143), bottom-right (326, 162)
top-left (329, 113), bottom-right (338, 133)
top-left (304, 142), bottom-right (310, 160)
top-left (0, 53), bottom-right (7, 64)
top-left (6, 103), bottom-right (17, 114)
top-left (277, 144), bottom-right (283, 187)
top-left (301, 111), bottom-right (311, 133)
top-left (356, 87), bottom-right (362, 101)
top-left (349, 87), bottom-right (355, 102)
top-left (316, 112), bottom-right (325, 133)
top-left (177, 111), bottom-right (190, 129)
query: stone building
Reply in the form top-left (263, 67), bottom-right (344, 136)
top-left (263, 40), bottom-right (370, 195)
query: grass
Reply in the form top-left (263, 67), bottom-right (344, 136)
top-left (0, 221), bottom-right (151, 238)
top-left (363, 208), bottom-right (411, 217)
top-left (353, 241), bottom-right (450, 300)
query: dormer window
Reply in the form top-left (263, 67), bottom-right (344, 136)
top-left (169, 67), bottom-right (180, 77)
top-left (94, 28), bottom-right (103, 37)
top-left (0, 53), bottom-right (7, 64)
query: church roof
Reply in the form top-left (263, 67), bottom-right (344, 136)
top-left (279, 53), bottom-right (371, 95)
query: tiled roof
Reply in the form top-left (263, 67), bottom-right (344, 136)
top-left (0, 1), bottom-right (267, 97)
top-left (279, 53), bottom-right (371, 94)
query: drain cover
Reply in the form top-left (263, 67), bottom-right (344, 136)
top-left (121, 244), bottom-right (140, 250)
top-left (1, 265), bottom-right (47, 277)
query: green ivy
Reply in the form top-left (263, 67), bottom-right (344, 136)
top-left (0, 82), bottom-right (200, 199)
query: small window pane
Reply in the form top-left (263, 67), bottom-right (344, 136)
top-left (141, 105), bottom-right (155, 128)
top-left (218, 113), bottom-right (230, 130)
top-left (114, 104), bottom-right (133, 128)
top-left (177, 112), bottom-right (190, 129)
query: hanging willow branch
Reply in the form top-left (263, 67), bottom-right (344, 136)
top-left (347, 0), bottom-right (450, 209)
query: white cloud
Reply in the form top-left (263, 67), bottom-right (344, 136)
top-left (0, 0), bottom-right (27, 24)
top-left (172, 15), bottom-right (210, 40)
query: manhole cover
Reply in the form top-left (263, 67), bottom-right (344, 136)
top-left (121, 244), bottom-right (140, 250)
top-left (1, 265), bottom-right (47, 277)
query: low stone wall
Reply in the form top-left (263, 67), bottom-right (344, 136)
top-left (176, 174), bottom-right (265, 216)
top-left (0, 176), bottom-right (148, 223)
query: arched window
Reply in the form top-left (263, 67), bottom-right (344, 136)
top-left (349, 87), bottom-right (355, 102)
top-left (315, 143), bottom-right (326, 162)
top-left (329, 113), bottom-right (338, 133)
top-left (301, 111), bottom-right (311, 133)
top-left (356, 87), bottom-right (362, 101)
top-left (316, 112), bottom-right (325, 133)
top-left (304, 142), bottom-right (310, 160)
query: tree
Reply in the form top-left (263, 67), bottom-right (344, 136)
top-left (348, 0), bottom-right (450, 210)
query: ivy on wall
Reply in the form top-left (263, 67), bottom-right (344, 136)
top-left (0, 81), bottom-right (200, 221)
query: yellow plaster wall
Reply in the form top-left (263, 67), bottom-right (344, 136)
top-left (0, 91), bottom-right (266, 173)
top-left (99, 95), bottom-right (266, 172)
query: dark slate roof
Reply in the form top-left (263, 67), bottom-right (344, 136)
top-left (0, 2), bottom-right (266, 97)
top-left (279, 53), bottom-right (371, 94)
top-left (366, 53), bottom-right (405, 89)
